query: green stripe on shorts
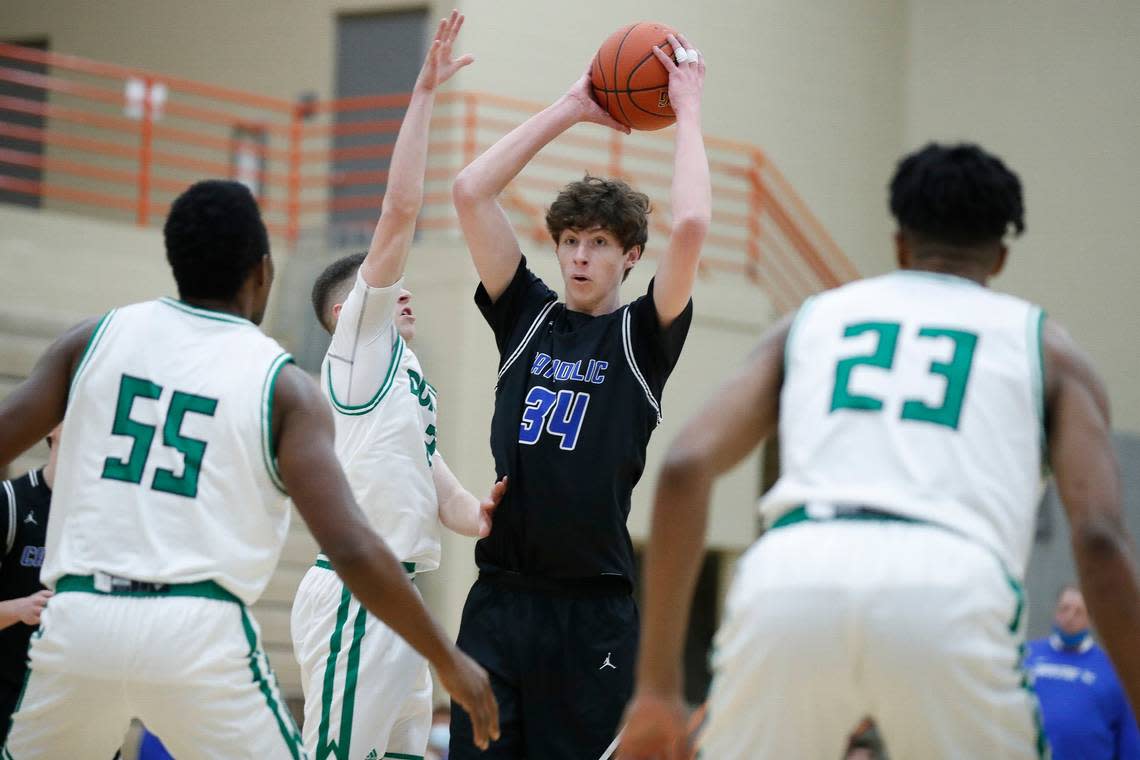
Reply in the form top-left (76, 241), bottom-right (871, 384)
top-left (240, 608), bottom-right (303, 759)
top-left (317, 585), bottom-right (367, 760)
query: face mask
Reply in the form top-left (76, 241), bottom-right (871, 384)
top-left (1052, 624), bottom-right (1090, 649)
top-left (429, 724), bottom-right (450, 750)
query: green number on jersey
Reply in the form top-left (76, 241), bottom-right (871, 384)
top-left (830, 321), bottom-right (978, 430)
top-left (101, 375), bottom-right (162, 484)
top-left (899, 327), bottom-right (978, 429)
top-left (830, 322), bottom-right (900, 412)
top-left (102, 374), bottom-right (219, 497)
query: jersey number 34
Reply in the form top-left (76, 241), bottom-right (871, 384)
top-left (518, 386), bottom-right (590, 450)
top-left (101, 373), bottom-right (218, 498)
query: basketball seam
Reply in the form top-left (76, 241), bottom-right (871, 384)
top-left (594, 84), bottom-right (676, 94)
top-left (592, 54), bottom-right (609, 114)
top-left (611, 23), bottom-right (637, 129)
top-left (624, 93), bottom-right (676, 120)
top-left (625, 44), bottom-right (667, 90)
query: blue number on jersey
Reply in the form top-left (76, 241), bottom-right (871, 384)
top-left (518, 386), bottom-right (590, 450)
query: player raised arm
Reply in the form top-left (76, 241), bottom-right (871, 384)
top-left (271, 364), bottom-right (500, 750)
top-left (0, 318), bottom-right (97, 468)
top-left (452, 65), bottom-right (630, 301)
top-left (360, 10), bottom-right (473, 288)
top-left (648, 33), bottom-right (710, 328)
top-left (1044, 320), bottom-right (1140, 722)
top-left (619, 316), bottom-right (790, 760)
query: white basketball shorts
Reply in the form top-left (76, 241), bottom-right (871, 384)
top-left (700, 516), bottom-right (1045, 760)
top-left (3, 575), bottom-right (304, 759)
top-left (291, 558), bottom-right (431, 760)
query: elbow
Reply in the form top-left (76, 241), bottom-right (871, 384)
top-left (381, 195), bottom-right (421, 224)
top-left (451, 168), bottom-right (481, 210)
top-left (659, 444), bottom-right (712, 492)
top-left (1072, 513), bottom-right (1130, 563)
top-left (322, 532), bottom-right (375, 573)
top-left (671, 213), bottom-right (711, 243)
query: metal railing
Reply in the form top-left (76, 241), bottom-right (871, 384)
top-left (0, 42), bottom-right (858, 311)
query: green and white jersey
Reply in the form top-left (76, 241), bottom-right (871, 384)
top-left (45, 298), bottom-right (294, 605)
top-left (762, 270), bottom-right (1046, 578)
top-left (322, 274), bottom-right (440, 572)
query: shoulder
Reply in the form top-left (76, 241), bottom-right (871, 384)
top-left (1041, 317), bottom-right (1109, 418)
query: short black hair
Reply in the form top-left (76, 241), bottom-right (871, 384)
top-left (164, 180), bottom-right (269, 300)
top-left (889, 143), bottom-right (1025, 248)
top-left (311, 252), bottom-right (365, 332)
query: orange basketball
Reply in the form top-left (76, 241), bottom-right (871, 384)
top-left (590, 22), bottom-right (678, 131)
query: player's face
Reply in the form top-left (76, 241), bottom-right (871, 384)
top-left (555, 227), bottom-right (637, 314)
top-left (1053, 589), bottom-right (1089, 635)
top-left (394, 288), bottom-right (416, 343)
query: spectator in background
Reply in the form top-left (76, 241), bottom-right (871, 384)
top-left (427, 704), bottom-right (451, 760)
top-left (0, 425), bottom-right (57, 743)
top-left (1026, 585), bottom-right (1140, 759)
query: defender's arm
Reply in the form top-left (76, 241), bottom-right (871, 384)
top-left (1045, 320), bottom-right (1140, 722)
top-left (0, 318), bottom-right (97, 469)
top-left (432, 452), bottom-right (505, 538)
top-left (621, 315), bottom-right (790, 759)
top-left (361, 11), bottom-right (472, 288)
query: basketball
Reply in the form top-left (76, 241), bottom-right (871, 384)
top-left (591, 21), bottom-right (678, 131)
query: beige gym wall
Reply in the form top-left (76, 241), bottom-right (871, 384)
top-left (903, 0), bottom-right (1140, 431)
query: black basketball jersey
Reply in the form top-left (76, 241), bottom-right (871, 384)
top-left (475, 259), bottom-right (692, 585)
top-left (0, 468), bottom-right (50, 693)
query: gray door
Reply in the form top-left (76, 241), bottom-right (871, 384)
top-left (332, 9), bottom-right (428, 241)
top-left (0, 38), bottom-right (48, 208)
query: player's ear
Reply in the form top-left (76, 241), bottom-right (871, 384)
top-left (332, 303), bottom-right (344, 319)
top-left (625, 245), bottom-right (642, 267)
top-left (990, 245), bottom-right (1009, 277)
top-left (253, 254), bottom-right (273, 288)
top-left (894, 231), bottom-right (910, 269)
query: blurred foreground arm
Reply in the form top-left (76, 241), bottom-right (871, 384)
top-left (1045, 320), bottom-right (1140, 723)
top-left (620, 316), bottom-right (790, 759)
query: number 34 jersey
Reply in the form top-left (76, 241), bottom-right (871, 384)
top-left (45, 298), bottom-right (294, 605)
top-left (762, 271), bottom-right (1046, 578)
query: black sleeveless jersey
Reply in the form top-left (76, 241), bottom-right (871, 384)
top-left (0, 468), bottom-right (50, 692)
top-left (474, 259), bottom-right (692, 585)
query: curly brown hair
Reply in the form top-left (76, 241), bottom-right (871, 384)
top-left (545, 175), bottom-right (651, 258)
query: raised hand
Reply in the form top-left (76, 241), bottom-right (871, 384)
top-left (415, 9), bottom-right (474, 93)
top-left (562, 65), bottom-right (632, 134)
top-left (477, 476), bottom-right (508, 538)
top-left (651, 32), bottom-right (705, 120)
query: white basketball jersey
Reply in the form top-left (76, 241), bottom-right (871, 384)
top-left (45, 298), bottom-right (294, 605)
top-left (762, 270), bottom-right (1046, 577)
top-left (322, 335), bottom-right (441, 572)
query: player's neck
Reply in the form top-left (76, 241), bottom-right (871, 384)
top-left (565, 288), bottom-right (622, 317)
top-left (179, 296), bottom-right (253, 321)
top-left (903, 259), bottom-right (990, 286)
